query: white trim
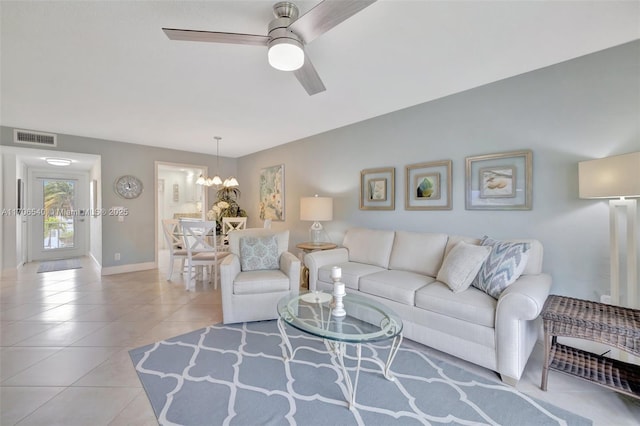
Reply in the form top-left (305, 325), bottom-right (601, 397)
top-left (89, 251), bottom-right (102, 271)
top-left (101, 261), bottom-right (156, 276)
top-left (154, 161), bottom-right (209, 268)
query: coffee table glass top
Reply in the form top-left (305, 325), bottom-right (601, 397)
top-left (277, 291), bottom-right (403, 344)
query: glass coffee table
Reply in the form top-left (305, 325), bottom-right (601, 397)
top-left (277, 291), bottom-right (403, 409)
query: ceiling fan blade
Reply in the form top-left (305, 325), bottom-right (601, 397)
top-left (288, 0), bottom-right (377, 44)
top-left (294, 54), bottom-right (326, 96)
top-left (162, 28), bottom-right (269, 46)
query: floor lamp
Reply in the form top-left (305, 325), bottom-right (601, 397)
top-left (579, 151), bottom-right (640, 308)
top-left (300, 195), bottom-right (333, 245)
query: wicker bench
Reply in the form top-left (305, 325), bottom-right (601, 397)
top-left (541, 295), bottom-right (640, 399)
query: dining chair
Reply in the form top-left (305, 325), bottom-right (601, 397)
top-left (181, 220), bottom-right (229, 291)
top-left (161, 219), bottom-right (188, 281)
top-left (222, 217), bottom-right (247, 235)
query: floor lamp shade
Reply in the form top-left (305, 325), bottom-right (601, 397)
top-left (300, 196), bottom-right (333, 244)
top-left (578, 152), bottom-right (640, 199)
top-left (578, 151), bottom-right (640, 309)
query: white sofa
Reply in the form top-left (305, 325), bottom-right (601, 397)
top-left (305, 227), bottom-right (552, 385)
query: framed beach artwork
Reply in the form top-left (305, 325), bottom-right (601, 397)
top-left (405, 160), bottom-right (452, 210)
top-left (259, 164), bottom-right (285, 221)
top-left (360, 167), bottom-right (395, 210)
top-left (465, 150), bottom-right (532, 210)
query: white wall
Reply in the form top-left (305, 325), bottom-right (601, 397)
top-left (237, 41), bottom-right (640, 302)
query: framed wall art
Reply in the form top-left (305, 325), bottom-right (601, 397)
top-left (360, 167), bottom-right (395, 210)
top-left (173, 183), bottom-right (179, 202)
top-left (405, 160), bottom-right (452, 210)
top-left (259, 164), bottom-right (285, 221)
top-left (465, 150), bottom-right (532, 210)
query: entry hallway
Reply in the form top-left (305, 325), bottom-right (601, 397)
top-left (1, 256), bottom-right (639, 425)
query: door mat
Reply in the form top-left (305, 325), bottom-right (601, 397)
top-left (37, 258), bottom-right (83, 273)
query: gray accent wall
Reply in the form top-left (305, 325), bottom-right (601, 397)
top-left (237, 40), bottom-right (640, 301)
top-left (0, 131), bottom-right (237, 268)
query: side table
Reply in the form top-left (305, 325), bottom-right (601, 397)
top-left (540, 294), bottom-right (640, 399)
top-left (296, 242), bottom-right (337, 289)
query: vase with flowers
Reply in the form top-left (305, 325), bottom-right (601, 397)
top-left (206, 186), bottom-right (247, 233)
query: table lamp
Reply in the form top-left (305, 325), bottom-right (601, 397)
top-left (579, 151), bottom-right (640, 308)
top-left (300, 195), bottom-right (333, 245)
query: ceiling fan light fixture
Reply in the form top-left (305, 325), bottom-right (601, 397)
top-left (268, 37), bottom-right (304, 71)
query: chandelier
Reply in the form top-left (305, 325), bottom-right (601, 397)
top-left (196, 136), bottom-right (239, 187)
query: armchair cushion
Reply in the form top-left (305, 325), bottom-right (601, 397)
top-left (233, 270), bottom-right (291, 295)
top-left (239, 235), bottom-right (279, 271)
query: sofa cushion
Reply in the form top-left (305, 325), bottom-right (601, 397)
top-left (359, 270), bottom-right (435, 306)
top-left (343, 228), bottom-right (395, 269)
top-left (472, 236), bottom-right (530, 299)
top-left (388, 231), bottom-right (449, 277)
top-left (318, 262), bottom-right (386, 290)
top-left (436, 241), bottom-right (491, 293)
top-left (415, 281), bottom-right (497, 328)
top-left (239, 235), bottom-right (279, 271)
top-left (233, 270), bottom-right (290, 295)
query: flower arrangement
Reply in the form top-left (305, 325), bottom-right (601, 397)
top-left (207, 186), bottom-right (247, 231)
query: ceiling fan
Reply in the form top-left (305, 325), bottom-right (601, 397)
top-left (162, 0), bottom-right (377, 96)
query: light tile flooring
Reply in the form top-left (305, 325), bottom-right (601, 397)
top-left (1, 255), bottom-right (639, 425)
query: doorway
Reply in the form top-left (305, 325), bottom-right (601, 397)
top-left (29, 170), bottom-right (89, 261)
top-left (155, 162), bottom-right (208, 270)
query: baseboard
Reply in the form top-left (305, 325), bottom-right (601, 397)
top-left (101, 261), bottom-right (156, 276)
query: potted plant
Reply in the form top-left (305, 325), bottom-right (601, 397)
top-left (207, 186), bottom-right (247, 232)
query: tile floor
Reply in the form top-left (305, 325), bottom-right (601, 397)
top-left (1, 255), bottom-right (639, 425)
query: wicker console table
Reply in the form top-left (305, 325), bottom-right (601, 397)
top-left (540, 295), bottom-right (640, 399)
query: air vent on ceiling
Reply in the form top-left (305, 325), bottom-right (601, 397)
top-left (14, 129), bottom-right (57, 147)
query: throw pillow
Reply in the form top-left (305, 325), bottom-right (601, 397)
top-left (239, 235), bottom-right (279, 271)
top-left (436, 241), bottom-right (492, 293)
top-left (471, 236), bottom-right (531, 299)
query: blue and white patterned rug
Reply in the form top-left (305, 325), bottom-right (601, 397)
top-left (129, 320), bottom-right (591, 426)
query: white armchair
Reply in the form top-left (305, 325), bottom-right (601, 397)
top-left (220, 228), bottom-right (300, 324)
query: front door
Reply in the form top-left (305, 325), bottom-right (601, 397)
top-left (29, 171), bottom-right (88, 261)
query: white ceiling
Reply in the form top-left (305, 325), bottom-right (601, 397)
top-left (1, 1), bottom-right (638, 158)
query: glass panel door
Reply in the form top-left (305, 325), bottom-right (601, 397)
top-left (29, 173), bottom-right (87, 261)
top-left (43, 179), bottom-right (76, 250)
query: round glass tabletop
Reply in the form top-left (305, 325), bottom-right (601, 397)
top-left (277, 291), bottom-right (403, 344)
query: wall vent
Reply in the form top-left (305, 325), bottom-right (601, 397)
top-left (14, 129), bottom-right (57, 147)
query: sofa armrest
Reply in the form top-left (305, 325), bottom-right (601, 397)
top-left (304, 248), bottom-right (349, 291)
top-left (495, 273), bottom-right (552, 382)
top-left (496, 273), bottom-right (552, 321)
top-left (280, 251), bottom-right (301, 294)
top-left (220, 254), bottom-right (241, 306)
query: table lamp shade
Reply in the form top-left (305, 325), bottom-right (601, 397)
top-left (300, 197), bottom-right (333, 221)
top-left (578, 152), bottom-right (640, 199)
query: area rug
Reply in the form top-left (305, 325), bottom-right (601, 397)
top-left (37, 258), bottom-right (83, 273)
top-left (129, 321), bottom-right (591, 426)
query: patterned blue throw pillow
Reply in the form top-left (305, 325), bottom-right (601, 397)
top-left (239, 235), bottom-right (280, 271)
top-left (471, 236), bottom-right (530, 299)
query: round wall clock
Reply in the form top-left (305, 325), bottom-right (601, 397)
top-left (114, 175), bottom-right (143, 199)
